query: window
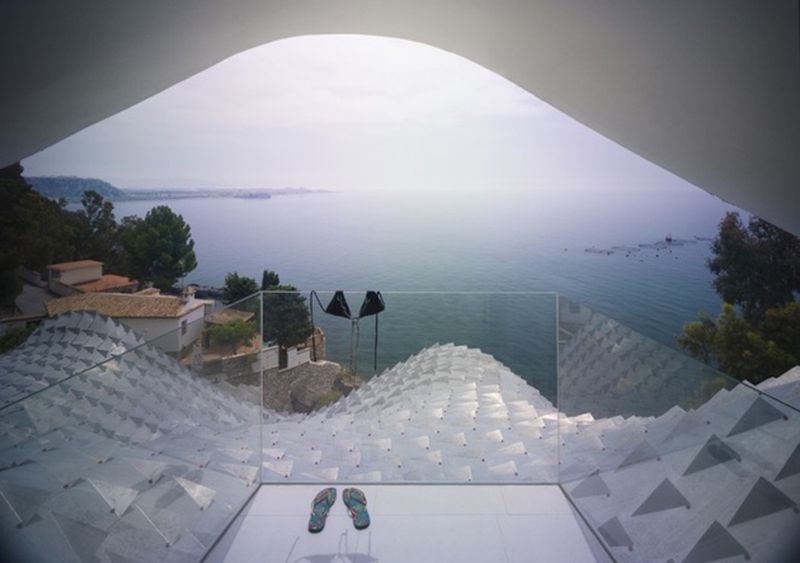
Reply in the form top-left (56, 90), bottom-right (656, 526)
top-left (181, 319), bottom-right (187, 335)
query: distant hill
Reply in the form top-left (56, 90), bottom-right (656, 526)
top-left (25, 176), bottom-right (129, 202)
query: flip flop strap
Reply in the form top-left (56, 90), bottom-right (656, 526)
top-left (312, 489), bottom-right (334, 514)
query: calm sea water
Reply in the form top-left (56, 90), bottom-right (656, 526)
top-left (113, 188), bottom-right (739, 396)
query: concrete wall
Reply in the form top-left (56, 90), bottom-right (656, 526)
top-left (261, 345), bottom-right (280, 370)
top-left (287, 346), bottom-right (311, 368)
top-left (261, 344), bottom-right (312, 370)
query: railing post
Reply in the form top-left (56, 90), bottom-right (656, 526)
top-left (258, 290), bottom-right (264, 485)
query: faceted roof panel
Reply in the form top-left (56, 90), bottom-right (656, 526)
top-left (0, 313), bottom-right (260, 562)
top-left (2, 311), bottom-right (800, 562)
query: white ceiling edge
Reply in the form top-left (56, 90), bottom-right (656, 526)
top-left (1, 1), bottom-right (798, 233)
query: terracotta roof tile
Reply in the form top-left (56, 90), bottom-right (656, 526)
top-left (73, 274), bottom-right (138, 293)
top-left (47, 260), bottom-right (104, 271)
top-left (46, 292), bottom-right (203, 318)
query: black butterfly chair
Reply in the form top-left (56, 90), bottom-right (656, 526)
top-left (310, 290), bottom-right (385, 372)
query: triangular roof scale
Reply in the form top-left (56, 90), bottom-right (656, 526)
top-left (174, 476), bottom-right (215, 510)
top-left (727, 396), bottom-right (787, 437)
top-left (728, 477), bottom-right (798, 526)
top-left (51, 511), bottom-right (108, 562)
top-left (87, 478), bottom-right (139, 516)
top-left (633, 478), bottom-right (691, 516)
top-left (776, 442), bottom-right (800, 481)
top-left (598, 516), bottom-right (634, 550)
top-left (571, 471), bottom-right (611, 498)
top-left (682, 521), bottom-right (748, 563)
top-left (617, 440), bottom-right (660, 470)
top-left (0, 480), bottom-right (52, 527)
top-left (683, 435), bottom-right (741, 476)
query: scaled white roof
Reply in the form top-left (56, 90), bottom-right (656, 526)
top-left (1, 311), bottom-right (799, 561)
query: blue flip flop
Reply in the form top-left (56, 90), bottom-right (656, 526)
top-left (343, 487), bottom-right (370, 530)
top-left (308, 487), bottom-right (337, 533)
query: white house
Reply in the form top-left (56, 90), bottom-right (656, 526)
top-left (47, 259), bottom-right (138, 296)
top-left (46, 290), bottom-right (212, 353)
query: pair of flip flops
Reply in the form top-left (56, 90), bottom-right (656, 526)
top-left (308, 487), bottom-right (370, 533)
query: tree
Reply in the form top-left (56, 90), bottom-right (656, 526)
top-left (263, 284), bottom-right (312, 368)
top-left (115, 214), bottom-right (143, 276)
top-left (207, 319), bottom-right (257, 354)
top-left (122, 206), bottom-right (197, 291)
top-left (679, 303), bottom-right (800, 384)
top-left (75, 190), bottom-right (126, 269)
top-left (261, 270), bottom-right (280, 290)
top-left (679, 212), bottom-right (800, 384)
top-left (0, 324), bottom-right (36, 354)
top-left (222, 272), bottom-right (259, 304)
top-left (0, 162), bottom-right (80, 308)
top-left (708, 212), bottom-right (800, 321)
top-left (676, 311), bottom-right (717, 364)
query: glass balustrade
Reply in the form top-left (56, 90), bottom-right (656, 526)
top-left (0, 293), bottom-right (262, 562)
top-left (259, 291), bottom-right (558, 483)
top-left (1, 290), bottom-right (798, 561)
top-left (557, 296), bottom-right (800, 562)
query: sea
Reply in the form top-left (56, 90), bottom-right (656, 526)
top-left (111, 187), bottom-right (740, 397)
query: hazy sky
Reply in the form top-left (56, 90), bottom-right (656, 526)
top-left (23, 35), bottom-right (696, 193)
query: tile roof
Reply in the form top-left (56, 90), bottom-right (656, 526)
top-left (47, 259), bottom-right (103, 271)
top-left (72, 274), bottom-right (138, 293)
top-left (46, 291), bottom-right (202, 318)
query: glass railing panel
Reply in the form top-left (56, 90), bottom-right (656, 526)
top-left (557, 296), bottom-right (800, 562)
top-left (0, 293), bottom-right (262, 562)
top-left (260, 290), bottom-right (558, 483)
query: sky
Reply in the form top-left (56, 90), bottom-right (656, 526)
top-left (22, 35), bottom-right (696, 193)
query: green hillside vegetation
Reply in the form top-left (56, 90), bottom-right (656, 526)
top-left (25, 175), bottom-right (129, 202)
top-left (1, 162), bottom-right (197, 310)
top-left (678, 212), bottom-right (800, 384)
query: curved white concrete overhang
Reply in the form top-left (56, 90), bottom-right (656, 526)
top-left (1, 1), bottom-right (798, 232)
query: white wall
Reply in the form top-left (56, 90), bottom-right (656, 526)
top-left (119, 317), bottom-right (181, 351)
top-left (53, 265), bottom-right (102, 286)
top-left (49, 279), bottom-right (80, 297)
top-left (117, 304), bottom-right (206, 352)
top-left (261, 345), bottom-right (280, 370)
top-left (287, 347), bottom-right (311, 368)
top-left (177, 305), bottom-right (206, 351)
top-left (260, 344), bottom-right (312, 370)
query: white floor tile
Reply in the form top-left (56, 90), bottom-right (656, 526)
top-left (247, 485), bottom-right (381, 516)
top-left (373, 485), bottom-right (504, 515)
top-left (500, 485), bottom-right (573, 515)
top-left (210, 485), bottom-right (596, 563)
top-left (366, 514), bottom-right (507, 563)
top-left (498, 514), bottom-right (597, 562)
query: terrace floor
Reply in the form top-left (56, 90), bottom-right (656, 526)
top-left (206, 484), bottom-right (609, 562)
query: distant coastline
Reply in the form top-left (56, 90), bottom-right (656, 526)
top-left (25, 175), bottom-right (330, 203)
